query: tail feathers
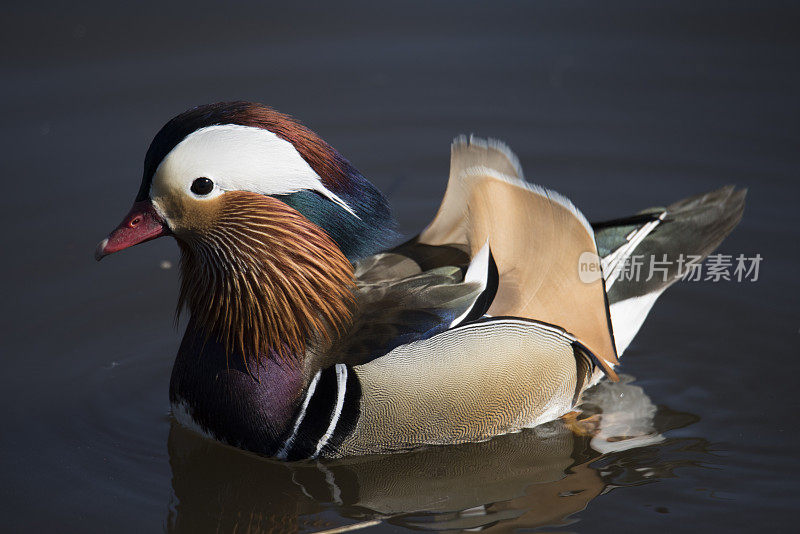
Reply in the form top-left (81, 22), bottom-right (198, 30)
top-left (595, 186), bottom-right (746, 354)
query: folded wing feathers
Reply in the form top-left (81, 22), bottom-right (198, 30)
top-left (333, 253), bottom-right (492, 366)
top-left (354, 252), bottom-right (422, 283)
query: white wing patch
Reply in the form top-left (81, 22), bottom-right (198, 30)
top-left (151, 124), bottom-right (358, 217)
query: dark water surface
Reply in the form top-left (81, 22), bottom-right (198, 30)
top-left (2, 1), bottom-right (798, 532)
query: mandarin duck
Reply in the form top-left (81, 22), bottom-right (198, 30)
top-left (96, 102), bottom-right (745, 460)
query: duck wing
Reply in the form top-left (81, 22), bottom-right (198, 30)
top-left (329, 243), bottom-right (498, 366)
top-left (313, 138), bottom-right (626, 455)
top-left (419, 136), bottom-right (618, 375)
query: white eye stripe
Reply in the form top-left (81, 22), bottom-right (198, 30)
top-left (151, 124), bottom-right (359, 218)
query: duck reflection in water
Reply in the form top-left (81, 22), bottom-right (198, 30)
top-left (166, 376), bottom-right (704, 533)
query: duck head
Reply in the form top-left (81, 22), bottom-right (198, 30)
top-left (96, 102), bottom-right (396, 363)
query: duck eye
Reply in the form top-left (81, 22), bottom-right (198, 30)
top-left (190, 177), bottom-right (214, 196)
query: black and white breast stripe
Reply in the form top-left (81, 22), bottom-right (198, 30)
top-left (276, 363), bottom-right (361, 461)
top-left (452, 246), bottom-right (499, 328)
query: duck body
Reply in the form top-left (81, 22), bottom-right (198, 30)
top-left (97, 102), bottom-right (745, 459)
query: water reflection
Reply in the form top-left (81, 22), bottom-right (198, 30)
top-left (166, 377), bottom-right (703, 533)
